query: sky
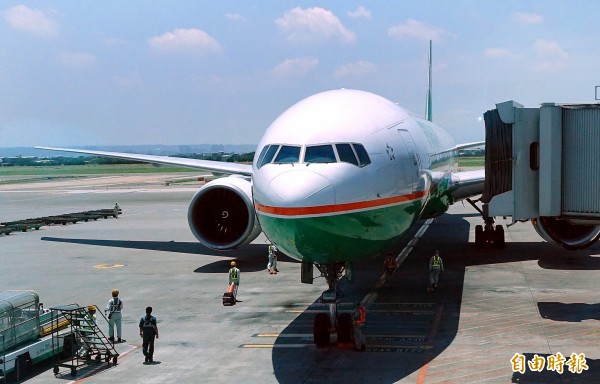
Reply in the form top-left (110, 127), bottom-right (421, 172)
top-left (1, 1), bottom-right (600, 148)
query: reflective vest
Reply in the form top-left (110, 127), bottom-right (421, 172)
top-left (385, 256), bottom-right (395, 269)
top-left (354, 306), bottom-right (366, 325)
top-left (432, 255), bottom-right (441, 269)
top-left (268, 245), bottom-right (275, 255)
top-left (229, 267), bottom-right (239, 282)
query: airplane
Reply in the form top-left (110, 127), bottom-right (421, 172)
top-left (36, 42), bottom-right (599, 346)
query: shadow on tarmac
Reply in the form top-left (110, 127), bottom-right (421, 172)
top-left (271, 213), bottom-right (600, 383)
top-left (40, 237), bottom-right (297, 274)
top-left (538, 302), bottom-right (600, 322)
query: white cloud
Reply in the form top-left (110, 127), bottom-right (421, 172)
top-left (148, 28), bottom-right (222, 54)
top-left (276, 7), bottom-right (355, 44)
top-left (58, 52), bottom-right (96, 69)
top-left (348, 6), bottom-right (371, 19)
top-left (534, 39), bottom-right (568, 71)
top-left (225, 13), bottom-right (246, 22)
top-left (485, 48), bottom-right (512, 58)
top-left (334, 61), bottom-right (376, 78)
top-left (3, 4), bottom-right (59, 37)
top-left (512, 12), bottom-right (543, 25)
top-left (273, 57), bottom-right (319, 77)
top-left (388, 19), bottom-right (448, 42)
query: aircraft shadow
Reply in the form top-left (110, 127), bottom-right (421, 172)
top-left (39, 236), bottom-right (297, 273)
top-left (538, 302), bottom-right (600, 322)
top-left (271, 214), bottom-right (600, 383)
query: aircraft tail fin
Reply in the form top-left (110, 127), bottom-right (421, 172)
top-left (425, 40), bottom-right (433, 122)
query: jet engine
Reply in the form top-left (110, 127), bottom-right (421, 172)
top-left (532, 216), bottom-right (600, 250)
top-left (187, 175), bottom-right (261, 250)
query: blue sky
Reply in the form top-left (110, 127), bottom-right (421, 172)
top-left (1, 1), bottom-right (599, 148)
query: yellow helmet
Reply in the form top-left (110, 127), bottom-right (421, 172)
top-left (112, 289), bottom-right (119, 297)
top-left (87, 305), bottom-right (96, 313)
top-left (230, 261), bottom-right (236, 267)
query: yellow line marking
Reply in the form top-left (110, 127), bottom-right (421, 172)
top-left (94, 264), bottom-right (126, 269)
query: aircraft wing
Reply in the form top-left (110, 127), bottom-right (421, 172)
top-left (448, 169), bottom-right (485, 202)
top-left (35, 146), bottom-right (253, 176)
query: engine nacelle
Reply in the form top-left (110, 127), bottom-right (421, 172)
top-left (188, 175), bottom-right (261, 250)
top-left (532, 216), bottom-right (600, 250)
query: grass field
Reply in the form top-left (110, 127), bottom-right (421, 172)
top-left (0, 163), bottom-right (195, 176)
top-left (457, 156), bottom-right (484, 167)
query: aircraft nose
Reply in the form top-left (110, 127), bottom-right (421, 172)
top-left (268, 169), bottom-right (334, 206)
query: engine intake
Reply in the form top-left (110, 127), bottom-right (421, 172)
top-left (188, 175), bottom-right (261, 250)
top-left (532, 216), bottom-right (600, 250)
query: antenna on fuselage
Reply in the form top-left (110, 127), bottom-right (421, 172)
top-left (425, 40), bottom-right (432, 122)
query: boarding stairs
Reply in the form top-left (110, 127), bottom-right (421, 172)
top-left (50, 304), bottom-right (119, 377)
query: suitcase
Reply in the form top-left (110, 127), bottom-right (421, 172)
top-left (222, 284), bottom-right (236, 306)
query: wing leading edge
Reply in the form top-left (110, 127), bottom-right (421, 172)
top-left (35, 146), bottom-right (253, 176)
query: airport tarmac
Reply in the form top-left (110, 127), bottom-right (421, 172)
top-left (2, 172), bottom-right (600, 383)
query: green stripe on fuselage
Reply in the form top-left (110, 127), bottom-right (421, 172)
top-left (258, 199), bottom-right (422, 264)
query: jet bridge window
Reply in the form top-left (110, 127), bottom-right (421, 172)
top-left (335, 143), bottom-right (359, 166)
top-left (273, 145), bottom-right (301, 163)
top-left (257, 144), bottom-right (280, 169)
top-left (305, 144), bottom-right (336, 163)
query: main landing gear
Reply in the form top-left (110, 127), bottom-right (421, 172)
top-left (312, 262), bottom-right (353, 347)
top-left (466, 198), bottom-right (505, 248)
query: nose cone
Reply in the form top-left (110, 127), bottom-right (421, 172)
top-left (267, 169), bottom-right (334, 207)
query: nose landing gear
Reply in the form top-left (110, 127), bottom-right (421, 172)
top-left (312, 263), bottom-right (353, 347)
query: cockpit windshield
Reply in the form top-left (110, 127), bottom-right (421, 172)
top-left (273, 145), bottom-right (301, 163)
top-left (305, 145), bottom-right (336, 163)
top-left (256, 142), bottom-right (371, 168)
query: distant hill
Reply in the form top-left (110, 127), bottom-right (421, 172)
top-left (0, 144), bottom-right (257, 158)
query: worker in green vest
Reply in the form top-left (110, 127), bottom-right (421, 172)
top-left (428, 250), bottom-right (444, 291)
top-left (267, 242), bottom-right (279, 274)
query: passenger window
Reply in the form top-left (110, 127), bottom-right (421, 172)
top-left (352, 144), bottom-right (371, 167)
top-left (258, 145), bottom-right (280, 168)
top-left (335, 144), bottom-right (359, 166)
top-left (305, 145), bottom-right (336, 163)
top-left (274, 145), bottom-right (301, 163)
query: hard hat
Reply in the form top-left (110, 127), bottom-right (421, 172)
top-left (112, 289), bottom-right (119, 297)
top-left (87, 305), bottom-right (96, 312)
top-left (230, 261), bottom-right (236, 267)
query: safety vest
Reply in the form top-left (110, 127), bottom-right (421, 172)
top-left (268, 245), bottom-right (275, 254)
top-left (109, 298), bottom-right (121, 313)
top-left (432, 255), bottom-right (441, 268)
top-left (385, 256), bottom-right (395, 268)
top-left (229, 267), bottom-right (239, 282)
top-left (355, 306), bottom-right (366, 325)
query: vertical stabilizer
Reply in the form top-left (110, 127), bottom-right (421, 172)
top-left (425, 40), bottom-right (433, 122)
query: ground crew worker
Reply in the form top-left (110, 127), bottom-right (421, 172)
top-left (428, 250), bottom-right (444, 291)
top-left (78, 305), bottom-right (97, 357)
top-left (267, 243), bottom-right (278, 274)
top-left (384, 252), bottom-right (396, 274)
top-left (105, 289), bottom-right (125, 343)
top-left (114, 203), bottom-right (120, 218)
top-left (228, 261), bottom-right (240, 300)
top-left (353, 301), bottom-right (366, 351)
top-left (139, 306), bottom-right (159, 364)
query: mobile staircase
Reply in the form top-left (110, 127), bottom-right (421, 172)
top-left (50, 304), bottom-right (119, 378)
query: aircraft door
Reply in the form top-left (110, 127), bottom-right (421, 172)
top-left (397, 129), bottom-right (420, 192)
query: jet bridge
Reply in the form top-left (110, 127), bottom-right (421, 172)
top-left (481, 100), bottom-right (600, 249)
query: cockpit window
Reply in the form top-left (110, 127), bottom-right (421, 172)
top-left (305, 145), bottom-right (336, 163)
top-left (273, 145), bottom-right (301, 163)
top-left (352, 144), bottom-right (371, 167)
top-left (257, 144), bottom-right (280, 168)
top-left (335, 143), bottom-right (359, 166)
